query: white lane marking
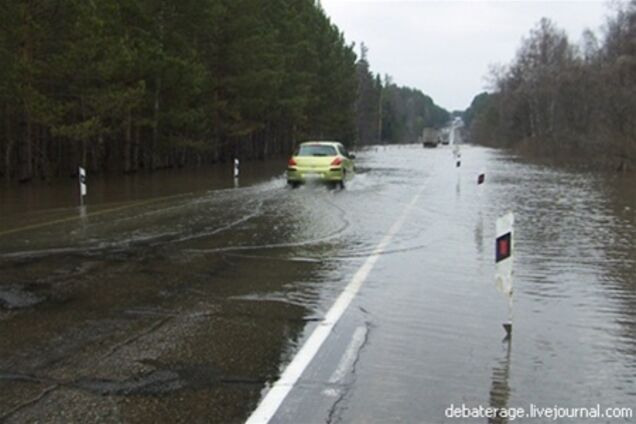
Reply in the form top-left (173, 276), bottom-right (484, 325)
top-left (329, 327), bottom-right (367, 384)
top-left (246, 190), bottom-right (423, 424)
top-left (322, 326), bottom-right (368, 397)
top-left (327, 326), bottom-right (367, 384)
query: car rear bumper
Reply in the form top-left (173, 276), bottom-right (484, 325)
top-left (287, 167), bottom-right (345, 183)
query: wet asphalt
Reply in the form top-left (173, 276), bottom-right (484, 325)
top-left (1, 135), bottom-right (635, 423)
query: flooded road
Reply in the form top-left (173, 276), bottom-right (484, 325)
top-left (1, 143), bottom-right (634, 423)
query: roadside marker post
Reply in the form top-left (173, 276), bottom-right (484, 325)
top-left (78, 166), bottom-right (87, 206)
top-left (233, 158), bottom-right (240, 188)
top-left (453, 144), bottom-right (461, 167)
top-left (495, 212), bottom-right (514, 338)
top-left (477, 172), bottom-right (485, 185)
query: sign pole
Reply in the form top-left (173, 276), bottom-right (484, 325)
top-left (233, 158), bottom-right (239, 188)
top-left (78, 166), bottom-right (87, 206)
top-left (453, 144), bottom-right (461, 167)
top-left (495, 212), bottom-right (514, 339)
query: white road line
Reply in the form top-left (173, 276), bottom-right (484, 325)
top-left (322, 325), bottom-right (368, 397)
top-left (246, 190), bottom-right (423, 424)
top-left (327, 326), bottom-right (367, 385)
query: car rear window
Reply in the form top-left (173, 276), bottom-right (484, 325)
top-left (297, 144), bottom-right (337, 157)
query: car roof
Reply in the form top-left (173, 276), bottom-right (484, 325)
top-left (299, 141), bottom-right (342, 147)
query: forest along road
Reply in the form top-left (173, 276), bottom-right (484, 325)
top-left (1, 144), bottom-right (635, 423)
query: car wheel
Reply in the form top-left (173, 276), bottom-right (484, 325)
top-left (339, 171), bottom-right (346, 189)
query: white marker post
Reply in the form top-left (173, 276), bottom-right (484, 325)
top-left (78, 166), bottom-right (87, 206)
top-left (453, 144), bottom-right (461, 167)
top-left (495, 212), bottom-right (514, 338)
top-left (233, 158), bottom-right (239, 188)
top-left (233, 158), bottom-right (240, 178)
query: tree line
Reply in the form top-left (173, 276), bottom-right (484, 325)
top-left (464, 1), bottom-right (636, 171)
top-left (0, 0), bottom-right (357, 181)
top-left (355, 43), bottom-right (449, 145)
top-left (0, 0), bottom-right (448, 182)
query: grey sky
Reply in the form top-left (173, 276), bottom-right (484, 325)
top-left (321, 0), bottom-right (610, 111)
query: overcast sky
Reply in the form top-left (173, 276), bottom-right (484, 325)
top-left (321, 0), bottom-right (611, 111)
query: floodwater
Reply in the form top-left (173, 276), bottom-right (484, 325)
top-left (0, 143), bottom-right (634, 423)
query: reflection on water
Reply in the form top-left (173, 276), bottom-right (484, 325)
top-left (0, 160), bottom-right (285, 229)
top-left (474, 210), bottom-right (484, 257)
top-left (331, 145), bottom-right (635, 423)
top-left (489, 341), bottom-right (512, 424)
top-left (481, 151), bottom-right (636, 412)
top-left (0, 145), bottom-right (634, 421)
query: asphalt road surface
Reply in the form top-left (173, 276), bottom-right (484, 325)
top-left (1, 139), bottom-right (635, 423)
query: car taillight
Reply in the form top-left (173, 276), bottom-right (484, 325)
top-left (288, 158), bottom-right (297, 167)
top-left (331, 157), bottom-right (342, 166)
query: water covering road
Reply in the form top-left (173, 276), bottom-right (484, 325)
top-left (1, 142), bottom-right (634, 423)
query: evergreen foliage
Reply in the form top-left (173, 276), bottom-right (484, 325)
top-left (0, 0), bottom-right (447, 180)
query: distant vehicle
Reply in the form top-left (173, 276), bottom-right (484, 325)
top-left (287, 141), bottom-right (355, 189)
top-left (440, 132), bottom-right (450, 145)
top-left (420, 128), bottom-right (439, 148)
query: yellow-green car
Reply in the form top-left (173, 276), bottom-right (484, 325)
top-left (287, 141), bottom-right (355, 188)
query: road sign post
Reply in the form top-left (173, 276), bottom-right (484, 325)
top-left (78, 166), bottom-right (87, 206)
top-left (495, 212), bottom-right (514, 338)
top-left (453, 144), bottom-right (461, 167)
